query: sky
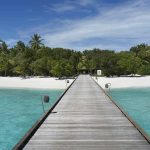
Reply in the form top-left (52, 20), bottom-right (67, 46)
top-left (1, 0), bottom-right (150, 51)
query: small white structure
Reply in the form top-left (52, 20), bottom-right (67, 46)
top-left (97, 70), bottom-right (102, 76)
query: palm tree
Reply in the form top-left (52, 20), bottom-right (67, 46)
top-left (29, 34), bottom-right (44, 50)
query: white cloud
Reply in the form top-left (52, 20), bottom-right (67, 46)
top-left (78, 0), bottom-right (95, 6)
top-left (44, 0), bottom-right (97, 13)
top-left (45, 3), bottom-right (75, 13)
top-left (18, 0), bottom-right (150, 50)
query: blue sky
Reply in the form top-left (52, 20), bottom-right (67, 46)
top-left (1, 0), bottom-right (150, 51)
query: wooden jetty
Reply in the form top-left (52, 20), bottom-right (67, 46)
top-left (18, 75), bottom-right (150, 149)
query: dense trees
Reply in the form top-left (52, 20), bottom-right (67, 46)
top-left (0, 35), bottom-right (150, 77)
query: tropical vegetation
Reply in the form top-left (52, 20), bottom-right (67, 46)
top-left (0, 34), bottom-right (150, 77)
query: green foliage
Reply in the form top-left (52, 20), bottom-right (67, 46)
top-left (117, 52), bottom-right (142, 75)
top-left (29, 34), bottom-right (44, 50)
top-left (51, 60), bottom-right (74, 78)
top-left (0, 34), bottom-right (149, 77)
top-left (51, 61), bottom-right (64, 78)
top-left (130, 43), bottom-right (148, 56)
top-left (0, 40), bottom-right (9, 54)
top-left (31, 57), bottom-right (49, 76)
top-left (13, 59), bottom-right (30, 77)
top-left (138, 64), bottom-right (150, 75)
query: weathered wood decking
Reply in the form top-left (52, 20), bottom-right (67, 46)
top-left (24, 75), bottom-right (150, 150)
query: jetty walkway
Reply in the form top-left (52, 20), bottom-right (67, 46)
top-left (23, 75), bottom-right (150, 150)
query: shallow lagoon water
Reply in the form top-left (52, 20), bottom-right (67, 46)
top-left (0, 88), bottom-right (63, 150)
top-left (109, 87), bottom-right (150, 137)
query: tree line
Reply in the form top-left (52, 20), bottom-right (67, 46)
top-left (0, 34), bottom-right (150, 77)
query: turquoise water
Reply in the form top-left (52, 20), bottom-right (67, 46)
top-left (0, 88), bottom-right (63, 150)
top-left (109, 87), bottom-right (150, 137)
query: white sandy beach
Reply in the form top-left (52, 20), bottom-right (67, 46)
top-left (93, 76), bottom-right (150, 89)
top-left (0, 76), bottom-right (150, 90)
top-left (0, 77), bottom-right (74, 89)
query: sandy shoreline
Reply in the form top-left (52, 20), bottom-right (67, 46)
top-left (0, 77), bottom-right (74, 90)
top-left (93, 76), bottom-right (150, 89)
top-left (0, 76), bottom-right (150, 90)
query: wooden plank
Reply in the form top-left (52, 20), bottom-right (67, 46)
top-left (24, 75), bottom-right (150, 150)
